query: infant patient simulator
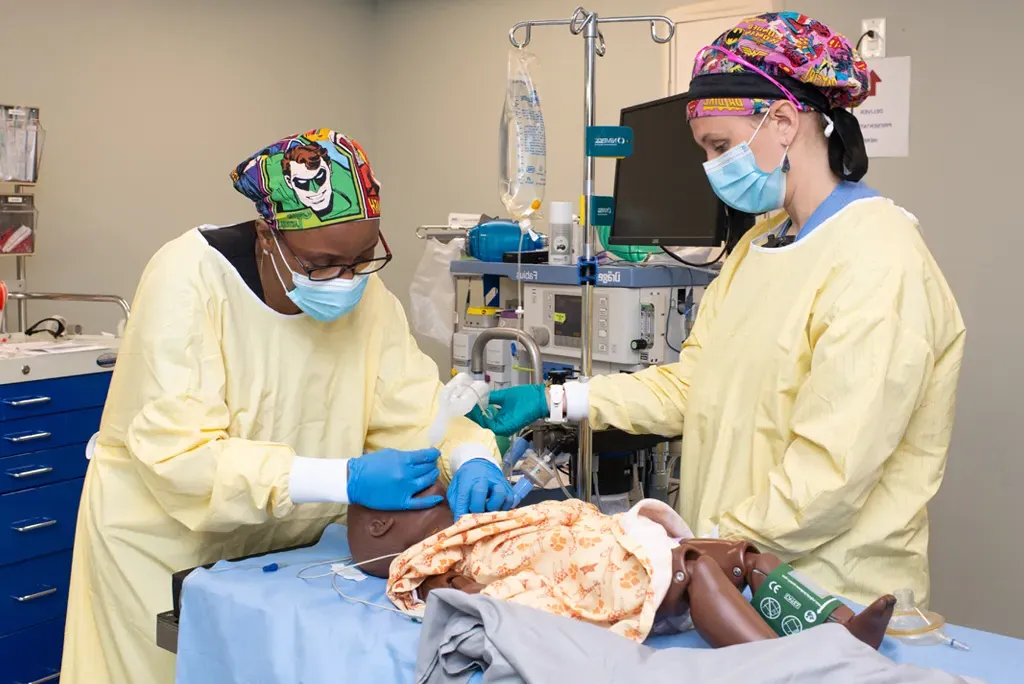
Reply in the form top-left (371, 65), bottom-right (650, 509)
top-left (347, 484), bottom-right (895, 648)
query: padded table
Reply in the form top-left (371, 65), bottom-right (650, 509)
top-left (165, 524), bottom-right (1024, 684)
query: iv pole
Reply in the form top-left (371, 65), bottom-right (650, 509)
top-left (509, 7), bottom-right (675, 503)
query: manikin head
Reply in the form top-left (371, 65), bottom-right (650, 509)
top-left (347, 481), bottom-right (454, 578)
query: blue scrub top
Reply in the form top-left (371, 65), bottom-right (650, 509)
top-left (778, 181), bottom-right (881, 242)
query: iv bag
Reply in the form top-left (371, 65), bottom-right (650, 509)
top-left (409, 238), bottom-right (463, 348)
top-left (499, 49), bottom-right (546, 230)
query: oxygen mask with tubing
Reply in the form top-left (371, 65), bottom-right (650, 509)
top-left (886, 589), bottom-right (970, 651)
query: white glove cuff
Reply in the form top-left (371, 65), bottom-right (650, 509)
top-left (562, 381), bottom-right (590, 422)
top-left (289, 457), bottom-right (350, 504)
top-left (449, 443), bottom-right (499, 471)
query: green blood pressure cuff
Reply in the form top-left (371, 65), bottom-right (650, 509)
top-left (752, 563), bottom-right (842, 637)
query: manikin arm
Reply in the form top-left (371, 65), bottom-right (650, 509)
top-left (419, 571), bottom-right (486, 598)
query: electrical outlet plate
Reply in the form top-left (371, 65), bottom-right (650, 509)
top-left (860, 18), bottom-right (886, 59)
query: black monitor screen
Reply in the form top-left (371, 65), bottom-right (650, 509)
top-left (610, 94), bottom-right (736, 247)
top-left (552, 294), bottom-right (582, 344)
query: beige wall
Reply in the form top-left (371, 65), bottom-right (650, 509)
top-left (1, 0), bottom-right (376, 332)
top-left (374, 0), bottom-right (1024, 637)
top-left (3, 0), bottom-right (1021, 636)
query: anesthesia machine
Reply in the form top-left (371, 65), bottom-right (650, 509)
top-left (413, 9), bottom-right (755, 513)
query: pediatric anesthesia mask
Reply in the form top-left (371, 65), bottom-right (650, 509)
top-left (885, 589), bottom-right (970, 651)
top-left (504, 435), bottom-right (574, 506)
top-left (510, 447), bottom-right (560, 506)
top-left (267, 238), bottom-right (369, 322)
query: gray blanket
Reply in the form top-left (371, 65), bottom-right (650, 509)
top-left (415, 590), bottom-right (984, 684)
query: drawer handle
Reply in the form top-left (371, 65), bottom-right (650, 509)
top-left (4, 396), bottom-right (52, 407)
top-left (6, 431), bottom-right (52, 444)
top-left (12, 518), bottom-right (57, 533)
top-left (7, 466), bottom-right (54, 479)
top-left (13, 586), bottom-right (57, 602)
top-left (16, 673), bottom-right (60, 684)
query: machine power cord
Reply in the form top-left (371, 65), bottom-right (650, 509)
top-left (666, 300), bottom-right (681, 354)
top-left (660, 244), bottom-right (725, 268)
top-left (856, 30), bottom-right (878, 53)
top-left (658, 214), bottom-right (732, 269)
top-left (666, 295), bottom-right (693, 354)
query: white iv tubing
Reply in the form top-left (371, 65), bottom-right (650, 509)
top-left (296, 552), bottom-right (421, 622)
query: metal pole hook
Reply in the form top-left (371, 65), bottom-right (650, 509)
top-left (569, 7), bottom-right (596, 36)
top-left (650, 17), bottom-right (676, 44)
top-left (509, 22), bottom-right (532, 48)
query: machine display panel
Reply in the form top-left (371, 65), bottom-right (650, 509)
top-left (553, 294), bottom-right (582, 348)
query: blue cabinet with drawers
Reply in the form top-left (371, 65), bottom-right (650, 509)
top-left (0, 371), bottom-right (111, 684)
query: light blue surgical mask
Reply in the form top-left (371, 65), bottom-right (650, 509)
top-left (703, 112), bottom-right (789, 215)
top-left (268, 239), bottom-right (368, 322)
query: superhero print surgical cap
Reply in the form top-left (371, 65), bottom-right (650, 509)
top-left (682, 12), bottom-right (871, 182)
top-left (231, 129), bottom-right (381, 231)
top-left (684, 12), bottom-right (869, 121)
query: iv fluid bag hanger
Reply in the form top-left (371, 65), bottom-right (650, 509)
top-left (507, 6), bottom-right (675, 504)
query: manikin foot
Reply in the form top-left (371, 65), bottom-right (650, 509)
top-left (829, 594), bottom-right (897, 649)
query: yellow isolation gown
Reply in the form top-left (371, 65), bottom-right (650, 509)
top-left (61, 227), bottom-right (497, 683)
top-left (583, 198), bottom-right (965, 607)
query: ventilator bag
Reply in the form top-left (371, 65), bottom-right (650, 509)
top-left (409, 237), bottom-right (463, 348)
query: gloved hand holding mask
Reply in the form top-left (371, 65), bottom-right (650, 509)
top-left (446, 444), bottom-right (514, 520)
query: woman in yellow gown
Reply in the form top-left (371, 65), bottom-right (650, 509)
top-left (471, 13), bottom-right (965, 609)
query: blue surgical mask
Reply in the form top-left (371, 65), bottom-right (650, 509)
top-left (703, 112), bottom-right (789, 215)
top-left (268, 240), bottom-right (368, 322)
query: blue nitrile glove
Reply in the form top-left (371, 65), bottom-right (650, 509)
top-left (447, 459), bottom-right (514, 520)
top-left (347, 448), bottom-right (444, 510)
top-left (466, 384), bottom-right (548, 437)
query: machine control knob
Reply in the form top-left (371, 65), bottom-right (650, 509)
top-left (529, 327), bottom-right (551, 346)
top-left (630, 339), bottom-right (649, 351)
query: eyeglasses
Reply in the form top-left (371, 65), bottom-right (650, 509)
top-left (275, 229), bottom-right (393, 281)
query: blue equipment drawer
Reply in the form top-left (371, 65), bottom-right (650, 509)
top-left (0, 551), bottom-right (72, 637)
top-left (0, 617), bottom-right (63, 684)
top-left (0, 409), bottom-right (102, 458)
top-left (0, 373), bottom-right (111, 422)
top-left (0, 446), bottom-right (89, 495)
top-left (0, 479), bottom-right (83, 567)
